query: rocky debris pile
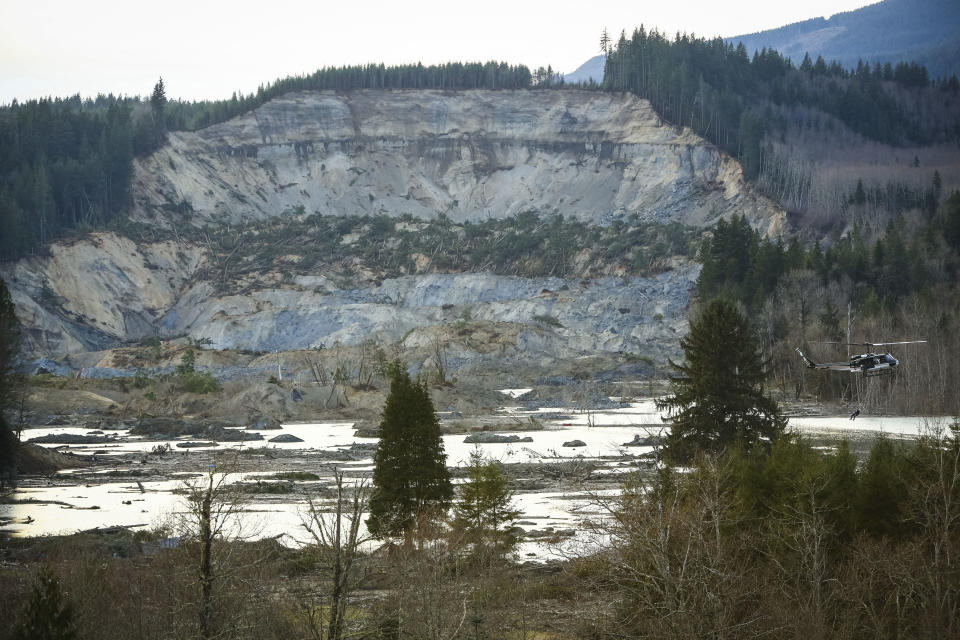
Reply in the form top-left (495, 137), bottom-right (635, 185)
top-left (130, 417), bottom-right (265, 443)
top-left (16, 444), bottom-right (91, 474)
top-left (519, 385), bottom-right (625, 411)
top-left (306, 443), bottom-right (378, 461)
top-left (130, 417), bottom-right (222, 438)
top-left (463, 433), bottom-right (534, 444)
top-left (522, 526), bottom-right (577, 541)
top-left (562, 440), bottom-right (586, 447)
top-left (353, 425), bottom-right (380, 439)
top-left (27, 434), bottom-right (116, 445)
top-left (348, 442), bottom-right (377, 454)
top-left (622, 434), bottom-right (662, 447)
top-left (209, 428), bottom-right (263, 442)
top-left (82, 420), bottom-right (129, 431)
top-left (267, 434), bottom-right (303, 443)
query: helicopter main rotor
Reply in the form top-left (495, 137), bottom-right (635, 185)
top-left (814, 340), bottom-right (927, 348)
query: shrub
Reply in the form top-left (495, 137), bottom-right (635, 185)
top-left (132, 367), bottom-right (150, 389)
top-left (272, 471), bottom-right (320, 481)
top-left (533, 314), bottom-right (563, 328)
top-left (179, 372), bottom-right (219, 394)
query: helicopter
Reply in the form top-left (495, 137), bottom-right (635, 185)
top-left (795, 341), bottom-right (926, 377)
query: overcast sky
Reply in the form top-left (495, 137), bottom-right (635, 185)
top-left (0, 0), bottom-right (875, 104)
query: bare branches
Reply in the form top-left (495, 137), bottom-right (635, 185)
top-left (301, 471), bottom-right (370, 640)
top-left (176, 456), bottom-right (255, 640)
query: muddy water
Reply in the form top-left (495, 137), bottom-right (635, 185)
top-left (2, 401), bottom-right (945, 560)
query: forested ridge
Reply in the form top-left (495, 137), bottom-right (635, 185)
top-left (602, 27), bottom-right (960, 180)
top-left (592, 26), bottom-right (960, 414)
top-left (727, 0), bottom-right (960, 81)
top-left (0, 96), bottom-right (138, 259)
top-left (2, 42), bottom-right (957, 260)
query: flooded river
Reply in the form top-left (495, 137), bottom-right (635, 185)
top-left (1, 399), bottom-right (942, 559)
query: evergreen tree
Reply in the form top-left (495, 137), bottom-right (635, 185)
top-left (695, 215), bottom-right (760, 306)
top-left (657, 299), bottom-right (785, 464)
top-left (852, 178), bottom-right (867, 205)
top-left (453, 449), bottom-right (521, 556)
top-left (0, 277), bottom-right (19, 410)
top-left (818, 298), bottom-right (842, 342)
top-left (854, 435), bottom-right (911, 539)
top-left (13, 566), bottom-right (77, 640)
top-left (176, 348), bottom-right (196, 375)
top-left (0, 277), bottom-right (20, 488)
top-left (367, 363), bottom-right (452, 542)
top-left (944, 191), bottom-right (960, 250)
top-left (150, 77), bottom-right (167, 128)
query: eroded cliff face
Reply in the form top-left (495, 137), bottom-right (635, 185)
top-left (1, 234), bottom-right (204, 355)
top-left (5, 89), bottom-right (783, 374)
top-left (2, 233), bottom-right (698, 368)
top-left (133, 89), bottom-right (784, 235)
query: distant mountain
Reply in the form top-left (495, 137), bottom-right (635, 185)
top-left (726, 0), bottom-right (960, 79)
top-left (563, 55), bottom-right (605, 85)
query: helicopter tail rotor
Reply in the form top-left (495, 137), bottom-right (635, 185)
top-left (795, 347), bottom-right (816, 368)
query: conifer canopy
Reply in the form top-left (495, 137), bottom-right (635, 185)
top-left (453, 449), bottom-right (521, 555)
top-left (657, 299), bottom-right (785, 463)
top-left (0, 277), bottom-right (20, 488)
top-left (367, 364), bottom-right (452, 541)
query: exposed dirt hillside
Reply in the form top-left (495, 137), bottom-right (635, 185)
top-left (132, 89), bottom-right (784, 234)
top-left (2, 89), bottom-right (786, 381)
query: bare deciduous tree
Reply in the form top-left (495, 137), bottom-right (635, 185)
top-left (301, 471), bottom-right (369, 640)
top-left (177, 457), bottom-right (258, 640)
top-left (429, 335), bottom-right (449, 386)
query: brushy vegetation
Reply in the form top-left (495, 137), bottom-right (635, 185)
top-left (173, 348), bottom-right (219, 394)
top-left (271, 471), bottom-right (320, 481)
top-left (233, 481), bottom-right (296, 495)
top-left (141, 210), bottom-right (695, 295)
top-left (578, 425), bottom-right (960, 638)
top-left (1, 426), bottom-right (957, 639)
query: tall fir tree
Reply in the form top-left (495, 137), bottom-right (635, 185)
top-left (150, 77), bottom-right (167, 126)
top-left (0, 277), bottom-right (20, 488)
top-left (367, 363), bottom-right (452, 542)
top-left (657, 299), bottom-right (785, 464)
